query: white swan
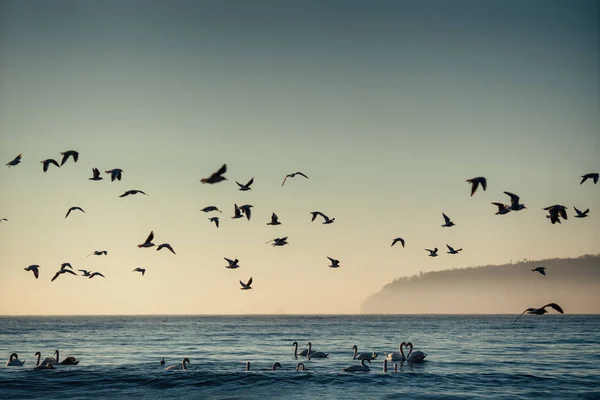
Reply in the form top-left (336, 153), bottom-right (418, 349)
top-left (292, 341), bottom-right (314, 358)
top-left (6, 353), bottom-right (25, 366)
top-left (165, 357), bottom-right (190, 371)
top-left (344, 358), bottom-right (371, 372)
top-left (307, 342), bottom-right (329, 359)
top-left (352, 345), bottom-right (377, 360)
top-left (34, 352), bottom-right (56, 369)
top-left (385, 342), bottom-right (407, 362)
top-left (406, 342), bottom-right (427, 363)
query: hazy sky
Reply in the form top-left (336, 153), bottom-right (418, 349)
top-left (0, 0), bottom-right (598, 315)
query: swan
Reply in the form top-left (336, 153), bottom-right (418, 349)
top-left (34, 352), bottom-right (56, 368)
top-left (406, 342), bottom-right (427, 363)
top-left (292, 341), bottom-right (314, 358)
top-left (307, 342), bottom-right (329, 359)
top-left (296, 363), bottom-right (306, 371)
top-left (271, 362), bottom-right (282, 370)
top-left (352, 345), bottom-right (377, 360)
top-left (385, 342), bottom-right (407, 362)
top-left (343, 358), bottom-right (371, 372)
top-left (165, 357), bottom-right (190, 371)
top-left (54, 350), bottom-right (79, 365)
top-left (6, 353), bottom-right (25, 366)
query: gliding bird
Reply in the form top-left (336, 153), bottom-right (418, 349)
top-left (513, 303), bottom-right (564, 323)
top-left (6, 154), bottom-right (22, 167)
top-left (59, 150), bottom-right (79, 166)
top-left (24, 265), bottom-right (40, 279)
top-left (282, 172), bottom-right (309, 186)
top-left (391, 238), bottom-right (405, 248)
top-left (466, 177), bottom-right (487, 196)
top-left (236, 177), bottom-right (254, 191)
top-left (531, 267), bottom-right (546, 276)
top-left (40, 159), bottom-right (60, 172)
top-left (201, 164), bottom-right (227, 184)
top-left (51, 268), bottom-right (77, 282)
top-left (580, 173), bottom-right (599, 185)
top-left (65, 206), bottom-right (85, 219)
top-left (133, 268), bottom-right (145, 276)
top-left (120, 190), bottom-right (148, 197)
top-left (157, 243), bottom-right (176, 254)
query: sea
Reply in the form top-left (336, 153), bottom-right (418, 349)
top-left (1, 315), bottom-right (599, 399)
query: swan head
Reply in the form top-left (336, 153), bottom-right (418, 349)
top-left (296, 362), bottom-right (306, 371)
top-left (352, 345), bottom-right (358, 351)
top-left (34, 352), bottom-right (41, 357)
top-left (272, 362), bottom-right (282, 370)
top-left (307, 342), bottom-right (312, 347)
top-left (9, 353), bottom-right (18, 361)
top-left (292, 341), bottom-right (298, 347)
top-left (183, 357), bottom-right (191, 365)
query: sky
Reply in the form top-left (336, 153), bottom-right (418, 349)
top-left (0, 0), bottom-right (598, 315)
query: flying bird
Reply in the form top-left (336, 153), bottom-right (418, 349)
top-left (544, 205), bottom-right (568, 224)
top-left (466, 177), bottom-right (487, 196)
top-left (89, 272), bottom-right (106, 279)
top-left (425, 248), bottom-right (438, 257)
top-left (441, 213), bottom-right (455, 227)
top-left (201, 206), bottom-right (221, 213)
top-left (24, 265), bottom-right (40, 279)
top-left (282, 172), bottom-right (309, 186)
top-left (87, 250), bottom-right (107, 257)
top-left (267, 237), bottom-right (288, 246)
top-left (239, 204), bottom-right (254, 221)
top-left (531, 267), bottom-right (546, 276)
top-left (157, 243), bottom-right (176, 254)
top-left (574, 207), bottom-right (589, 218)
top-left (201, 164), bottom-right (227, 184)
top-left (492, 202), bottom-right (511, 215)
top-left (60, 150), bottom-right (79, 166)
top-left (513, 303), bottom-right (564, 323)
top-left (310, 211), bottom-right (335, 224)
top-left (580, 173), bottom-right (599, 185)
top-left (78, 269), bottom-right (92, 277)
top-left (446, 244), bottom-right (462, 254)
top-left (236, 177), bottom-right (254, 191)
top-left (224, 258), bottom-right (240, 269)
top-left (89, 168), bottom-right (103, 181)
top-left (209, 216), bottom-right (220, 228)
top-left (40, 159), bottom-right (60, 172)
top-left (60, 263), bottom-right (73, 270)
top-left (120, 190), bottom-right (148, 197)
top-left (105, 169), bottom-right (124, 181)
top-left (138, 231), bottom-right (155, 248)
top-left (327, 257), bottom-right (340, 268)
top-left (51, 268), bottom-right (77, 282)
top-left (133, 268), bottom-right (145, 276)
top-left (240, 277), bottom-right (253, 290)
top-left (267, 213), bottom-right (281, 226)
top-left (6, 154), bottom-right (22, 167)
top-left (0, 218), bottom-right (7, 223)
top-left (65, 206), bottom-right (85, 219)
top-left (504, 192), bottom-right (526, 211)
top-left (232, 204), bottom-right (243, 220)
top-left (391, 238), bottom-right (405, 248)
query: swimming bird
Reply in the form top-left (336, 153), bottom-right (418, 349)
top-left (446, 244), bottom-right (462, 254)
top-left (466, 177), bottom-right (487, 196)
top-left (405, 343), bottom-right (427, 363)
top-left (89, 272), bottom-right (105, 279)
top-left (209, 217), bottom-right (220, 228)
top-left (327, 257), bottom-right (340, 268)
top-left (34, 352), bottom-right (56, 369)
top-left (239, 204), bottom-right (253, 221)
top-left (78, 270), bottom-right (92, 277)
top-left (385, 342), bottom-right (408, 362)
top-left (201, 164), bottom-right (227, 184)
top-left (53, 350), bottom-right (79, 365)
top-left (352, 345), bottom-right (377, 361)
top-left (1, 218), bottom-right (7, 223)
top-left (59, 150), bottom-right (79, 166)
top-left (89, 168), bottom-right (103, 181)
top-left (105, 168), bottom-right (124, 181)
top-left (343, 358), bottom-right (371, 372)
top-left (61, 263), bottom-right (73, 270)
top-left (6, 154), bottom-right (22, 167)
top-left (504, 191), bottom-right (526, 211)
top-left (87, 250), bottom-right (107, 257)
top-left (138, 231), bottom-right (155, 248)
top-left (492, 202), bottom-right (511, 215)
top-left (41, 159), bottom-right (60, 172)
top-left (513, 303), bottom-right (564, 323)
top-left (6, 353), bottom-right (25, 366)
top-left (271, 362), bottom-right (283, 370)
top-left (580, 173), bottom-right (599, 185)
top-left (441, 213), bottom-right (455, 227)
top-left (51, 267), bottom-right (77, 282)
top-left (232, 204), bottom-right (243, 220)
top-left (306, 342), bottom-right (329, 359)
top-left (201, 206), bottom-right (221, 213)
top-left (224, 258), bottom-right (240, 269)
top-left (165, 357), bottom-right (190, 371)
top-left (240, 277), bottom-right (253, 290)
top-left (282, 172), bottom-right (309, 186)
top-left (24, 265), bottom-right (40, 279)
top-left (310, 211), bottom-right (335, 224)
top-left (292, 341), bottom-right (315, 358)
top-left (236, 177), bottom-right (254, 191)
top-left (119, 190), bottom-right (148, 197)
top-left (391, 238), bottom-right (405, 248)
top-left (296, 363), bottom-right (306, 371)
top-left (425, 248), bottom-right (438, 257)
top-left (574, 207), bottom-right (589, 218)
top-left (65, 206), bottom-right (85, 219)
top-left (133, 267), bottom-right (145, 276)
top-left (160, 358), bottom-right (165, 365)
top-left (531, 267), bottom-right (546, 276)
top-left (157, 243), bottom-right (176, 254)
top-left (267, 237), bottom-right (288, 246)
top-left (267, 213), bottom-right (281, 225)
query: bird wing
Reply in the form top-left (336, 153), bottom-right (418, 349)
top-left (540, 269), bottom-right (546, 275)
top-left (165, 244), bottom-right (175, 254)
top-left (51, 271), bottom-right (61, 282)
top-left (442, 213), bottom-right (450, 224)
top-left (119, 191), bottom-right (130, 197)
top-left (425, 249), bottom-right (433, 253)
top-left (446, 244), bottom-right (454, 252)
top-left (216, 164), bottom-right (227, 175)
top-left (247, 177), bottom-right (254, 186)
top-left (281, 176), bottom-right (289, 186)
top-left (215, 219), bottom-right (219, 228)
top-left (544, 303), bottom-right (564, 314)
top-left (65, 208), bottom-right (72, 218)
top-left (480, 178), bottom-right (487, 191)
top-left (503, 191), bottom-right (519, 203)
top-left (310, 212), bottom-right (319, 221)
top-left (513, 309), bottom-right (530, 323)
top-left (559, 208), bottom-right (568, 220)
top-left (60, 153), bottom-right (69, 166)
top-left (63, 269), bottom-right (77, 276)
top-left (398, 238), bottom-right (405, 247)
top-left (584, 209), bottom-right (589, 215)
top-left (467, 179), bottom-right (478, 196)
top-left (33, 268), bottom-right (39, 279)
top-left (296, 172), bottom-right (308, 179)
top-left (271, 213), bottom-right (278, 223)
top-left (491, 202), bottom-right (505, 210)
top-left (247, 277), bottom-right (253, 286)
top-left (145, 231), bottom-right (154, 244)
top-left (224, 257), bottom-right (234, 264)
top-left (580, 176), bottom-right (588, 184)
top-left (243, 207), bottom-right (252, 220)
top-left (236, 181), bottom-right (244, 188)
top-left (72, 151), bottom-right (79, 163)
top-left (574, 207), bottom-right (581, 215)
top-left (327, 257), bottom-right (335, 263)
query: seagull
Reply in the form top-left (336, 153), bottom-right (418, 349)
top-left (267, 237), bottom-right (288, 246)
top-left (209, 216), bottom-right (220, 228)
top-left (580, 173), bottom-right (599, 185)
top-left (6, 154), bottom-right (22, 167)
top-left (51, 268), bottom-right (77, 282)
top-left (327, 257), bottom-right (340, 268)
top-left (60, 263), bottom-right (73, 270)
top-left (0, 218), bottom-right (7, 223)
top-left (441, 213), bottom-right (455, 227)
top-left (133, 268), bottom-right (145, 276)
top-left (201, 164), bottom-right (227, 184)
top-left (24, 265), bottom-right (40, 279)
top-left (531, 267), bottom-right (546, 276)
top-left (65, 206), bottom-right (85, 219)
top-left (89, 168), bottom-right (103, 181)
top-left (546, 208), bottom-right (562, 224)
top-left (310, 211), bottom-right (335, 224)
top-left (425, 248), bottom-right (438, 257)
top-left (282, 172), bottom-right (309, 186)
top-left (504, 192), bottom-right (526, 211)
top-left (232, 204), bottom-right (243, 220)
top-left (138, 231), bottom-right (155, 248)
top-left (492, 202), bottom-right (511, 215)
top-left (466, 177), bottom-right (487, 196)
top-left (40, 159), bottom-right (60, 172)
top-left (574, 207), bottom-right (589, 218)
top-left (157, 243), bottom-right (176, 254)
top-left (544, 205), bottom-right (568, 224)
top-left (105, 169), bottom-right (124, 181)
top-left (78, 269), bottom-right (92, 277)
top-left (391, 238), bottom-right (405, 248)
top-left (513, 303), bottom-right (564, 323)
top-left (240, 277), bottom-right (253, 290)
top-left (201, 206), bottom-right (221, 213)
top-left (224, 258), bottom-right (240, 269)
top-left (60, 150), bottom-right (79, 166)
top-left (239, 204), bottom-right (253, 221)
top-left (87, 250), bottom-right (107, 257)
top-left (267, 213), bottom-right (281, 226)
top-left (119, 190), bottom-right (148, 197)
top-left (89, 272), bottom-right (106, 279)
top-left (446, 244), bottom-right (462, 254)
top-left (236, 177), bottom-right (254, 191)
